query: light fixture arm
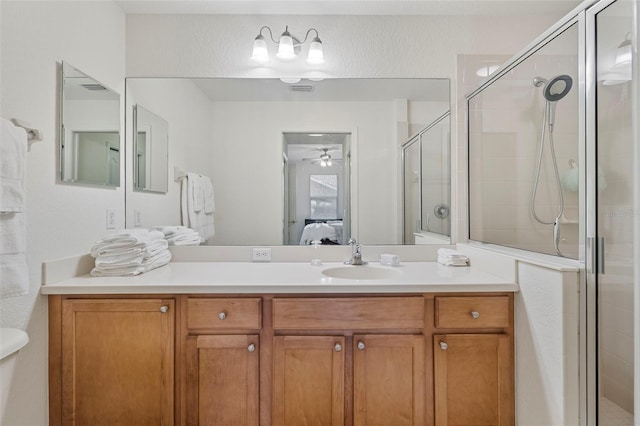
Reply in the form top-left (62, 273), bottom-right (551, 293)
top-left (301, 28), bottom-right (321, 44)
top-left (257, 25), bottom-right (278, 44)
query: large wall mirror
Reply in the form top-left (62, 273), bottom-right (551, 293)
top-left (59, 62), bottom-right (121, 187)
top-left (125, 78), bottom-right (450, 246)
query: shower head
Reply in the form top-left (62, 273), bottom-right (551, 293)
top-left (543, 75), bottom-right (573, 101)
top-left (532, 74), bottom-right (573, 101)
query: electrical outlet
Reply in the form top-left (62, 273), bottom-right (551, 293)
top-left (134, 209), bottom-right (142, 227)
top-left (106, 209), bottom-right (116, 229)
top-left (252, 248), bottom-right (272, 262)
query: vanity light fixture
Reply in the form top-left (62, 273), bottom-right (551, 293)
top-left (614, 32), bottom-right (632, 68)
top-left (251, 26), bottom-right (324, 65)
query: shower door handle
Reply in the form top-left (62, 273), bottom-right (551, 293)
top-left (589, 236), bottom-right (606, 275)
top-left (597, 237), bottom-right (605, 275)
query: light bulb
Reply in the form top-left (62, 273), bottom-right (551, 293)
top-left (320, 161), bottom-right (327, 167)
top-left (251, 35), bottom-right (269, 64)
top-left (276, 30), bottom-right (296, 61)
top-left (326, 160), bottom-right (332, 166)
top-left (307, 37), bottom-right (324, 65)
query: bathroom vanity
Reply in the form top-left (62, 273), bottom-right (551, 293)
top-left (44, 261), bottom-right (517, 426)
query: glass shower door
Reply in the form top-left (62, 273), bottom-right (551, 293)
top-left (593, 0), bottom-right (636, 423)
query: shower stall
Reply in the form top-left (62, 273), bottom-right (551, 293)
top-left (467, 0), bottom-right (637, 423)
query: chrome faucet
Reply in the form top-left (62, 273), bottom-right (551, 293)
top-left (345, 238), bottom-right (367, 265)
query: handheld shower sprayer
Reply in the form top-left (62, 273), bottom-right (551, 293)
top-left (531, 74), bottom-right (573, 257)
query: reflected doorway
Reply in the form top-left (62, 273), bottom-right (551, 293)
top-left (283, 133), bottom-right (351, 246)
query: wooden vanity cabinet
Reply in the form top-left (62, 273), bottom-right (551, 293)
top-left (49, 297), bottom-right (175, 426)
top-left (432, 296), bottom-right (514, 426)
top-left (183, 297), bottom-right (262, 426)
top-left (49, 292), bottom-right (514, 426)
top-left (272, 297), bottom-right (426, 426)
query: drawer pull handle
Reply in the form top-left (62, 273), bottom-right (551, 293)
top-left (470, 311), bottom-right (480, 319)
top-left (357, 341), bottom-right (366, 350)
top-left (440, 341), bottom-right (448, 351)
top-left (218, 312), bottom-right (227, 320)
top-left (334, 343), bottom-right (342, 352)
top-left (247, 343), bottom-right (256, 352)
top-left (159, 305), bottom-right (169, 313)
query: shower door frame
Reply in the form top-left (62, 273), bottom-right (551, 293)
top-left (586, 1), bottom-right (638, 424)
top-left (464, 0), bottom-right (638, 423)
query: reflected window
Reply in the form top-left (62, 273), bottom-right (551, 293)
top-left (310, 175), bottom-right (338, 219)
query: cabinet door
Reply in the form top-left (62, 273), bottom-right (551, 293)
top-left (61, 298), bottom-right (174, 426)
top-left (185, 335), bottom-right (259, 425)
top-left (273, 336), bottom-right (345, 426)
top-left (353, 334), bottom-right (425, 426)
top-left (433, 334), bottom-right (513, 426)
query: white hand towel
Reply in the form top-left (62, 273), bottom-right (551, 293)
top-left (0, 119), bottom-right (27, 213)
top-left (0, 253), bottom-right (29, 298)
top-left (437, 248), bottom-right (468, 259)
top-left (202, 176), bottom-right (215, 213)
top-left (188, 172), bottom-right (204, 212)
top-left (0, 213), bottom-right (26, 254)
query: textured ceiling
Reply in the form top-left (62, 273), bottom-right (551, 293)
top-left (115, 0), bottom-right (584, 16)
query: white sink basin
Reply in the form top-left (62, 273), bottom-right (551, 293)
top-left (322, 265), bottom-right (400, 280)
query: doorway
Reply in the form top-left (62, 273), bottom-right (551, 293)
top-left (282, 133), bottom-right (351, 246)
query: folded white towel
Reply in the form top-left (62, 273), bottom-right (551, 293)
top-left (0, 119), bottom-right (27, 214)
top-left (91, 247), bottom-right (172, 277)
top-left (90, 229), bottom-right (165, 257)
top-left (202, 176), bottom-right (215, 213)
top-left (437, 255), bottom-right (469, 267)
top-left (437, 248), bottom-right (468, 259)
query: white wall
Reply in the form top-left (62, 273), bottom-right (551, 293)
top-left (0, 1), bottom-right (125, 424)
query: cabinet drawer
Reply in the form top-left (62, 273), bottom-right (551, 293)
top-left (434, 296), bottom-right (510, 329)
top-left (273, 297), bottom-right (424, 330)
top-left (187, 298), bottom-right (261, 330)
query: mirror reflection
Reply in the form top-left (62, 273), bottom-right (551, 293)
top-left (60, 62), bottom-right (120, 187)
top-left (133, 104), bottom-right (169, 193)
top-left (125, 78), bottom-right (450, 245)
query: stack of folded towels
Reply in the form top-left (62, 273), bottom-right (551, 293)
top-left (153, 226), bottom-right (201, 246)
top-left (90, 229), bottom-right (171, 277)
top-left (437, 248), bottom-right (469, 266)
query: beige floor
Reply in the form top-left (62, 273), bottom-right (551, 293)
top-left (600, 397), bottom-right (634, 426)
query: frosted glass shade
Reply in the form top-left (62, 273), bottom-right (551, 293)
top-left (251, 35), bottom-right (269, 64)
top-left (276, 32), bottom-right (296, 61)
top-left (307, 37), bottom-right (325, 64)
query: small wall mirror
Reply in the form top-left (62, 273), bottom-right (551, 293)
top-left (133, 104), bottom-right (169, 193)
top-left (60, 62), bottom-right (120, 187)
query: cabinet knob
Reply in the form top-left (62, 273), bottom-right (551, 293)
top-left (470, 311), bottom-right (480, 319)
top-left (334, 343), bottom-right (342, 352)
top-left (247, 343), bottom-right (256, 352)
top-left (218, 312), bottom-right (227, 320)
top-left (357, 341), bottom-right (366, 350)
top-left (159, 305), bottom-right (169, 313)
top-left (439, 341), bottom-right (448, 351)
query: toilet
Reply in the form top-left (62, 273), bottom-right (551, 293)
top-left (0, 328), bottom-right (29, 418)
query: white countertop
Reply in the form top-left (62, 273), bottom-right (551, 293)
top-left (40, 261), bottom-right (518, 295)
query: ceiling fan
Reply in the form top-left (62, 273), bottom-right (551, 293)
top-left (301, 147), bottom-right (342, 167)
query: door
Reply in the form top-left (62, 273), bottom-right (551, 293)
top-left (186, 335), bottom-right (259, 425)
top-left (353, 334), bottom-right (425, 426)
top-left (272, 336), bottom-right (345, 425)
top-left (433, 334), bottom-right (512, 426)
top-left (61, 299), bottom-right (174, 426)
top-left (590, 0), bottom-right (637, 423)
